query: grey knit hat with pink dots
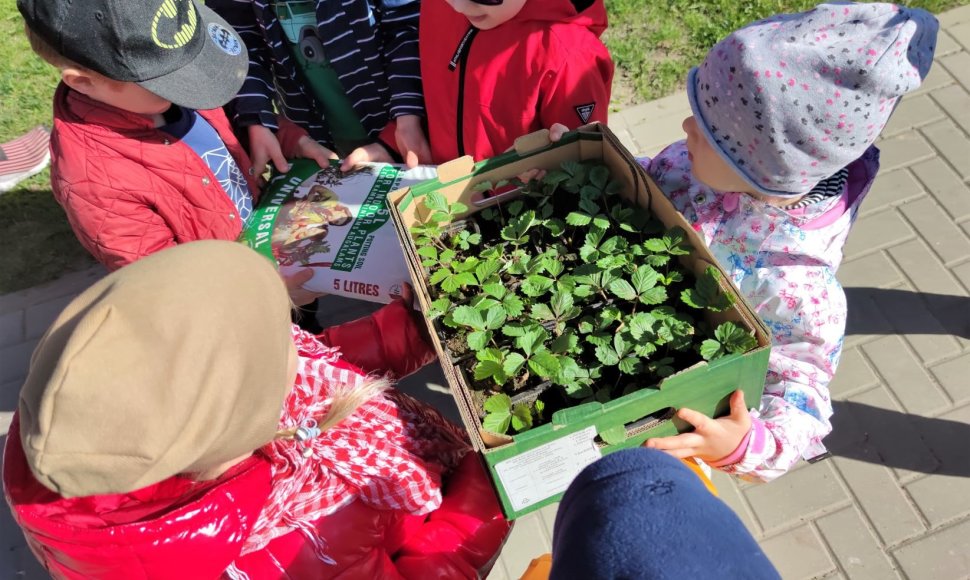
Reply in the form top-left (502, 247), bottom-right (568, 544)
top-left (687, 2), bottom-right (938, 197)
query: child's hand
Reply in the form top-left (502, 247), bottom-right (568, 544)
top-left (294, 135), bottom-right (339, 170)
top-left (394, 115), bottom-right (432, 169)
top-left (280, 268), bottom-right (327, 306)
top-left (341, 142), bottom-right (394, 172)
top-left (515, 123), bottom-right (571, 183)
top-left (248, 125), bottom-right (291, 184)
top-left (644, 389), bottom-right (752, 463)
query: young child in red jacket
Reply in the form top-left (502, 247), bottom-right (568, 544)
top-left (410, 0), bottom-right (614, 164)
top-left (17, 0), bottom-right (328, 305)
top-left (4, 240), bottom-right (511, 579)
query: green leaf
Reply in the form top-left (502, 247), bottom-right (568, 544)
top-left (589, 165), bottom-right (610, 189)
top-left (599, 424), bottom-right (627, 446)
top-left (503, 352), bottom-right (527, 376)
top-left (700, 339), bottom-right (725, 361)
top-left (544, 218), bottom-right (566, 236)
top-left (541, 257), bottom-right (565, 277)
top-left (482, 411), bottom-right (511, 435)
top-left (639, 286), bottom-right (668, 305)
top-left (429, 268), bottom-right (451, 286)
top-left (566, 211), bottom-right (592, 226)
top-left (475, 359), bottom-right (504, 382)
top-left (483, 393), bottom-right (512, 413)
top-left (510, 404), bottom-right (533, 432)
top-left (502, 294), bottom-right (525, 318)
top-left (476, 260), bottom-right (502, 284)
top-left (608, 279), bottom-right (637, 301)
top-left (516, 327), bottom-right (548, 357)
top-left (595, 343), bottom-right (620, 366)
top-left (629, 312), bottom-right (656, 340)
top-left (484, 306), bottom-right (507, 330)
top-left (551, 331), bottom-right (579, 354)
top-left (482, 282), bottom-right (506, 299)
top-left (521, 275), bottom-right (554, 297)
top-left (529, 351), bottom-right (561, 378)
top-left (715, 321), bottom-right (758, 354)
top-left (632, 266), bottom-right (659, 292)
top-left (618, 356), bottom-right (641, 375)
top-left (424, 192), bottom-right (450, 214)
top-left (467, 330), bottom-right (492, 351)
top-left (428, 297), bottom-right (452, 319)
top-left (452, 305), bottom-right (485, 330)
top-left (530, 303), bottom-right (555, 321)
top-left (417, 246), bottom-right (438, 260)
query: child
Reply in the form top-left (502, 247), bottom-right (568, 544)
top-left (208, 0), bottom-right (432, 172)
top-left (17, 0), bottom-right (330, 303)
top-left (4, 240), bottom-right (511, 578)
top-left (419, 0), bottom-right (614, 163)
top-left (639, 3), bottom-right (939, 481)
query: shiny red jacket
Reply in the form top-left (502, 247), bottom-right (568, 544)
top-left (420, 0), bottom-right (613, 163)
top-left (3, 301), bottom-right (511, 579)
top-left (49, 84), bottom-right (307, 272)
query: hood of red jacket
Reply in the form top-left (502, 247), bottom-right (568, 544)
top-left (3, 414), bottom-right (272, 578)
top-left (513, 0), bottom-right (607, 36)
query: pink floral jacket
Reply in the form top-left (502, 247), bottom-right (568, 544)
top-left (641, 141), bottom-right (879, 481)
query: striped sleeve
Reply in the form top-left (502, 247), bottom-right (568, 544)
top-left (207, 0), bottom-right (280, 129)
top-left (377, 0), bottom-right (425, 119)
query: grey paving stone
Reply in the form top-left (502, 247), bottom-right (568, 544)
top-left (829, 347), bottom-right (879, 398)
top-left (536, 503), bottom-right (558, 540)
top-left (921, 120), bottom-right (970, 183)
top-left (864, 284), bottom-right (963, 365)
top-left (841, 385), bottom-right (941, 482)
top-left (882, 95), bottom-right (945, 137)
top-left (939, 51), bottom-right (970, 93)
top-left (907, 473), bottom-right (970, 528)
top-left (892, 518), bottom-right (970, 578)
top-left (931, 83), bottom-right (970, 137)
top-left (844, 209), bottom-right (915, 260)
top-left (844, 290), bottom-right (896, 350)
top-left (938, 4), bottom-right (970, 28)
top-left (758, 525), bottom-right (836, 580)
top-left (910, 60), bottom-right (955, 97)
top-left (0, 266), bottom-right (104, 316)
top-left (873, 132), bottom-right (935, 173)
top-left (930, 353), bottom-right (970, 403)
top-left (24, 294), bottom-right (78, 341)
top-left (900, 197), bottom-right (970, 266)
top-left (0, 310), bottom-right (23, 350)
top-left (711, 471), bottom-right (762, 537)
top-left (934, 29), bottom-right (963, 57)
top-left (862, 336), bottom-right (950, 416)
top-left (861, 169), bottom-right (925, 216)
top-left (949, 22), bottom-right (970, 52)
top-left (0, 340), bottom-right (36, 386)
top-left (907, 404), bottom-right (970, 481)
top-left (743, 462), bottom-right (848, 532)
top-left (888, 239), bottom-right (967, 297)
top-left (840, 251), bottom-right (905, 289)
top-left (911, 157), bottom-right (970, 222)
top-left (495, 511), bottom-right (550, 580)
top-left (954, 261), bottom-right (970, 294)
top-left (816, 507), bottom-right (900, 580)
top-left (830, 450), bottom-right (927, 547)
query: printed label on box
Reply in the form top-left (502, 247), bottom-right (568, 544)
top-left (493, 426), bottom-right (602, 512)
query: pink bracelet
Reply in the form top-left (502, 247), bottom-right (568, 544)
top-left (708, 429), bottom-right (752, 468)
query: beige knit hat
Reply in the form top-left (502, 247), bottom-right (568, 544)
top-left (18, 241), bottom-right (295, 498)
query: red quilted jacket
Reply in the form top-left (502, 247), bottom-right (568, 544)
top-left (420, 0), bottom-right (613, 163)
top-left (4, 301), bottom-right (511, 579)
top-left (49, 84), bottom-right (306, 272)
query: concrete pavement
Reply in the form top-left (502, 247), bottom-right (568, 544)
top-left (1, 5), bottom-right (969, 578)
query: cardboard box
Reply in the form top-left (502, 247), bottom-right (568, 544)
top-left (240, 160), bottom-right (437, 303)
top-left (388, 124), bottom-right (771, 518)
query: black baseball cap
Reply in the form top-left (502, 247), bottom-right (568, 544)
top-left (18, 0), bottom-right (249, 110)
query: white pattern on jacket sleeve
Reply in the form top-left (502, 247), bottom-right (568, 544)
top-left (723, 266), bottom-right (845, 482)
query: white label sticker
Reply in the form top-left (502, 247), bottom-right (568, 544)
top-left (493, 426), bottom-right (602, 512)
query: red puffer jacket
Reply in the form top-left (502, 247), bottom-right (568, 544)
top-left (420, 0), bottom-right (613, 163)
top-left (3, 301), bottom-right (511, 579)
top-left (49, 84), bottom-right (307, 272)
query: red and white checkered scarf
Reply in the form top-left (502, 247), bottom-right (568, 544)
top-left (238, 327), bottom-right (470, 560)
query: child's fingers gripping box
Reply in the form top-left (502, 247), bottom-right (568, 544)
top-left (388, 124), bottom-right (772, 519)
top-left (241, 160), bottom-right (437, 303)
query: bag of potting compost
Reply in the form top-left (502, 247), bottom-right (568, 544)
top-left (241, 159), bottom-right (437, 303)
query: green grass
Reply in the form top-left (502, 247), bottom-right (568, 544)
top-left (0, 0), bottom-right (95, 294)
top-left (603, 0), bottom-right (970, 105)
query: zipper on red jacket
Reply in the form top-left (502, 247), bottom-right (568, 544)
top-left (449, 25), bottom-right (478, 158)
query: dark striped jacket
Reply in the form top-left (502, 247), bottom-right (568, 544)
top-left (208, 0), bottom-right (423, 149)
